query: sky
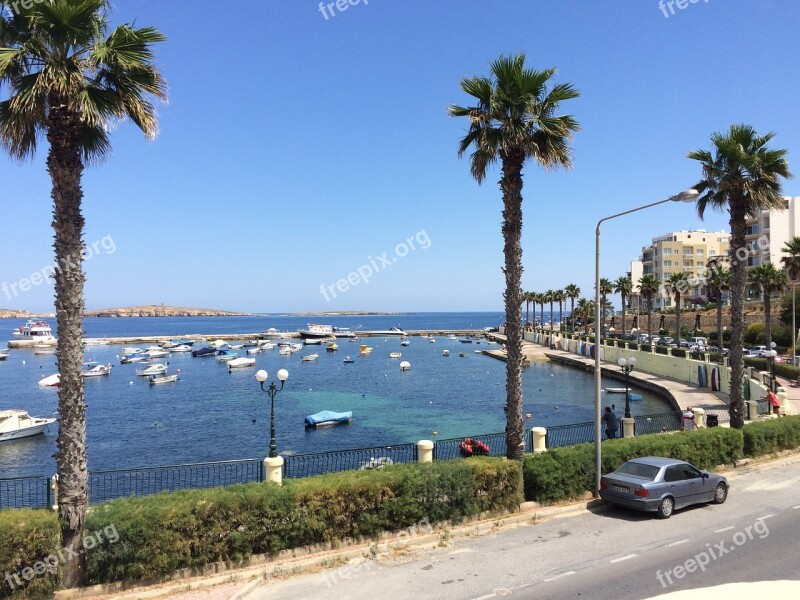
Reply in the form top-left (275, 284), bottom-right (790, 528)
top-left (1, 0), bottom-right (798, 314)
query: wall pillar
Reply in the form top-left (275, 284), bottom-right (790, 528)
top-left (50, 475), bottom-right (58, 512)
top-left (417, 440), bottom-right (434, 463)
top-left (746, 400), bottom-right (758, 421)
top-left (692, 407), bottom-right (706, 429)
top-left (263, 456), bottom-right (284, 485)
top-left (531, 427), bottom-right (547, 454)
top-left (622, 417), bottom-right (635, 438)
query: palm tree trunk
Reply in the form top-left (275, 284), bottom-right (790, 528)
top-left (764, 291), bottom-right (772, 349)
top-left (621, 292), bottom-right (626, 337)
top-left (550, 301), bottom-right (554, 332)
top-left (570, 298), bottom-right (575, 333)
top-left (47, 102), bottom-right (88, 587)
top-left (559, 302), bottom-right (563, 333)
top-left (716, 290), bottom-right (724, 364)
top-left (525, 300), bottom-right (530, 326)
top-left (675, 294), bottom-right (681, 344)
top-left (540, 302), bottom-right (544, 332)
top-left (729, 200), bottom-right (746, 428)
top-left (499, 150), bottom-right (525, 461)
top-left (647, 299), bottom-right (653, 344)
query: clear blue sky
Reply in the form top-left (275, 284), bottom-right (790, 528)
top-left (1, 0), bottom-right (798, 313)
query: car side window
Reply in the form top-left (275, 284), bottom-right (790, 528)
top-left (682, 466), bottom-right (702, 479)
top-left (664, 466), bottom-right (685, 482)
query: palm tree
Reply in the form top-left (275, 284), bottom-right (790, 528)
top-left (523, 291), bottom-right (534, 325)
top-left (449, 54), bottom-right (579, 460)
top-left (576, 298), bottom-right (595, 334)
top-left (599, 278), bottom-right (613, 337)
top-left (689, 124), bottom-right (792, 428)
top-left (545, 289), bottom-right (556, 332)
top-left (639, 274), bottom-right (661, 344)
top-left (0, 1), bottom-right (167, 585)
top-left (780, 236), bottom-right (800, 281)
top-left (537, 293), bottom-right (545, 330)
top-left (667, 272), bottom-right (690, 342)
top-left (614, 276), bottom-right (633, 337)
top-left (554, 289), bottom-right (566, 333)
top-left (706, 265), bottom-right (731, 360)
top-left (564, 283), bottom-right (580, 332)
top-left (749, 263), bottom-right (788, 349)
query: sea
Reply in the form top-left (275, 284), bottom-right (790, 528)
top-left (0, 313), bottom-right (670, 478)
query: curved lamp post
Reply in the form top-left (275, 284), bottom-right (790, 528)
top-left (255, 368), bottom-right (289, 458)
top-left (594, 189), bottom-right (698, 496)
top-left (617, 356), bottom-right (636, 421)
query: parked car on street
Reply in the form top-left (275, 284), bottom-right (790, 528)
top-left (749, 346), bottom-right (768, 357)
top-left (707, 345), bottom-right (729, 356)
top-left (600, 457), bottom-right (728, 519)
top-left (657, 336), bottom-right (674, 346)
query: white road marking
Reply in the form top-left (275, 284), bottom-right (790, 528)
top-left (473, 594), bottom-right (495, 600)
top-left (714, 526), bottom-right (734, 533)
top-left (543, 571), bottom-right (576, 582)
top-left (759, 514), bottom-right (775, 520)
top-left (611, 554), bottom-right (637, 563)
top-left (667, 539), bottom-right (690, 547)
top-left (792, 504), bottom-right (800, 509)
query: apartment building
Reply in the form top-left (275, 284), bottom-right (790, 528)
top-left (744, 196), bottom-right (800, 297)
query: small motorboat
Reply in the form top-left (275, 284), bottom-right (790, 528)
top-left (442, 350), bottom-right (450, 356)
top-left (122, 347), bottom-right (143, 355)
top-left (168, 344), bottom-right (192, 353)
top-left (0, 409), bottom-right (57, 441)
top-left (304, 338), bottom-right (324, 346)
top-left (192, 346), bottom-right (217, 357)
top-left (604, 388), bottom-right (628, 394)
top-left (0, 351), bottom-right (9, 361)
top-left (144, 347), bottom-right (169, 359)
top-left (209, 340), bottom-right (229, 349)
top-left (401, 340), bottom-right (411, 347)
top-left (38, 373), bottom-right (60, 387)
top-left (459, 353), bottom-right (468, 358)
top-left (459, 339), bottom-right (473, 344)
top-left (136, 363), bottom-right (168, 376)
top-left (216, 350), bottom-right (239, 362)
top-left (246, 347), bottom-right (262, 355)
top-left (120, 353), bottom-right (148, 364)
top-left (228, 357), bottom-right (256, 369)
top-left (301, 353), bottom-right (320, 362)
top-left (258, 341), bottom-right (276, 350)
top-left (81, 362), bottom-right (112, 377)
top-left (460, 438), bottom-right (490, 456)
top-left (343, 356), bottom-right (354, 364)
top-left (149, 374), bottom-right (178, 385)
top-left (34, 344), bottom-right (56, 355)
top-left (229, 344), bottom-right (244, 350)
top-left (326, 342), bottom-right (339, 352)
top-left (163, 339), bottom-right (195, 348)
top-left (359, 345), bottom-right (373, 355)
top-left (304, 410), bottom-right (352, 428)
top-left (448, 335), bottom-right (458, 341)
top-left (279, 346), bottom-right (291, 356)
top-left (389, 352), bottom-right (402, 359)
top-left (399, 361), bottom-right (411, 371)
top-left (290, 343), bottom-right (303, 352)
top-left (242, 340), bottom-right (260, 348)
top-left (428, 337), bottom-right (436, 343)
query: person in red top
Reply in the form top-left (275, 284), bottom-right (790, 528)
top-left (765, 390), bottom-right (782, 416)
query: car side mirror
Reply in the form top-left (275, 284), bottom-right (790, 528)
top-left (702, 473), bottom-right (709, 479)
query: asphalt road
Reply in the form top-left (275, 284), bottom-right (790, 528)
top-left (249, 454), bottom-right (800, 600)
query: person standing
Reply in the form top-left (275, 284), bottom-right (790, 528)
top-left (602, 406), bottom-right (618, 439)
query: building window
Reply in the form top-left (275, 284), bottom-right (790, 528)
top-left (746, 224), bottom-right (759, 236)
top-left (663, 248), bottom-right (672, 255)
top-left (696, 249), bottom-right (704, 256)
top-left (664, 260), bottom-right (672, 267)
top-left (709, 249), bottom-right (716, 257)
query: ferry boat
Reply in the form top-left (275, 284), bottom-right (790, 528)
top-left (12, 320), bottom-right (56, 342)
top-left (298, 324), bottom-right (334, 339)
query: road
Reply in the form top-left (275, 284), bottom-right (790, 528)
top-left (248, 455), bottom-right (800, 599)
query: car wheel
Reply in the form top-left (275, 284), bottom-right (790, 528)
top-left (657, 497), bottom-right (674, 519)
top-left (713, 483), bottom-right (728, 504)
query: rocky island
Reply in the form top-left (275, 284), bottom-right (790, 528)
top-left (0, 309), bottom-right (53, 319)
top-left (85, 305), bottom-right (252, 318)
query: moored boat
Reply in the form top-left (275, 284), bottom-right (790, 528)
top-left (401, 340), bottom-right (410, 347)
top-left (0, 350), bottom-right (8, 361)
top-left (343, 356), bottom-right (354, 364)
top-left (120, 352), bottom-right (148, 364)
top-left (191, 346), bottom-right (217, 357)
top-left (246, 347), bottom-right (262, 355)
top-left (227, 357), bottom-right (256, 369)
top-left (215, 350), bottom-right (238, 362)
top-left (298, 324), bottom-right (334, 339)
top-left (389, 352), bottom-right (402, 359)
top-left (136, 363), bottom-right (168, 376)
top-left (399, 361), bottom-right (411, 371)
top-left (359, 345), bottom-right (373, 355)
top-left (326, 342), bottom-right (339, 352)
top-left (149, 374), bottom-right (178, 385)
top-left (279, 346), bottom-right (291, 356)
top-left (442, 349), bottom-right (450, 356)
top-left (34, 344), bottom-right (56, 355)
top-left (81, 362), bottom-right (112, 377)
top-left (0, 410), bottom-right (57, 441)
top-left (304, 410), bottom-right (352, 428)
top-left (12, 320), bottom-right (57, 342)
top-left (38, 373), bottom-right (60, 387)
top-left (168, 344), bottom-right (192, 353)
top-left (301, 353), bottom-right (320, 362)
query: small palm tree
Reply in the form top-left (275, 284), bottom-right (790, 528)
top-left (564, 284), bottom-right (580, 332)
top-left (599, 278), bottom-right (613, 337)
top-left (0, 1), bottom-right (167, 585)
top-left (449, 53), bottom-right (580, 460)
top-left (639, 274), bottom-right (661, 344)
top-left (749, 263), bottom-right (788, 349)
top-left (523, 291), bottom-right (534, 325)
top-left (667, 272), bottom-right (690, 342)
top-left (554, 289), bottom-right (566, 333)
top-left (689, 124), bottom-right (791, 428)
top-left (780, 236), bottom-right (800, 281)
top-left (706, 265), bottom-right (731, 360)
top-left (538, 292), bottom-right (546, 330)
top-left (545, 289), bottom-right (556, 332)
top-left (614, 276), bottom-right (633, 337)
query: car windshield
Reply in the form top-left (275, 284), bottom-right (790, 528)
top-left (616, 462), bottom-right (660, 480)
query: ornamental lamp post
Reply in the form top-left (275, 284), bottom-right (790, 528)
top-left (255, 368), bottom-right (289, 458)
top-left (617, 357), bottom-right (636, 421)
top-left (765, 342), bottom-right (777, 393)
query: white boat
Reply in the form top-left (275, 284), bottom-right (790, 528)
top-left (262, 328), bottom-right (292, 339)
top-left (38, 373), bottom-right (60, 387)
top-left (136, 363), bottom-right (168, 376)
top-left (389, 352), bottom-right (402, 359)
top-left (301, 353), bottom-right (320, 362)
top-left (149, 374), bottom-right (178, 385)
top-left (258, 341), bottom-right (276, 350)
top-left (428, 337), bottom-right (436, 343)
top-left (368, 327), bottom-right (406, 336)
top-left (227, 357), bottom-right (256, 369)
top-left (12, 320), bottom-right (56, 342)
top-left (279, 346), bottom-right (291, 356)
top-left (448, 335), bottom-right (458, 341)
top-left (399, 361), bottom-right (411, 371)
top-left (0, 350), bottom-right (9, 361)
top-left (246, 347), bottom-right (262, 355)
top-left (122, 347), bottom-right (143, 356)
top-left (229, 344), bottom-right (244, 350)
top-left (298, 324), bottom-right (334, 339)
top-left (145, 347), bottom-right (169, 359)
top-left (442, 349), bottom-right (450, 356)
top-left (209, 339), bottom-right (229, 349)
top-left (216, 350), bottom-right (238, 362)
top-left (168, 344), bottom-right (192, 353)
top-left (290, 343), bottom-right (303, 352)
top-left (0, 409), bottom-right (57, 441)
top-left (401, 340), bottom-right (410, 347)
top-left (34, 344), bottom-right (56, 355)
top-left (120, 353), bottom-right (148, 364)
top-left (333, 326), bottom-right (360, 338)
top-left (303, 338), bottom-right (325, 345)
top-left (604, 388), bottom-right (629, 394)
top-left (81, 362), bottom-right (112, 377)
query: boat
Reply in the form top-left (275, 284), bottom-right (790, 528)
top-left (367, 327), bottom-right (406, 336)
top-left (333, 326), bottom-right (360, 338)
top-left (401, 340), bottom-right (410, 347)
top-left (168, 344), bottom-right (192, 353)
top-left (246, 347), bottom-right (262, 355)
top-left (448, 335), bottom-right (458, 341)
top-left (304, 410), bottom-right (352, 428)
top-left (442, 350), bottom-right (449, 356)
top-left (459, 339), bottom-right (473, 344)
top-left (81, 362), bottom-right (112, 377)
top-left (627, 394), bottom-right (643, 401)
top-left (359, 345), bottom-right (373, 355)
top-left (209, 340), bottom-right (229, 349)
top-left (304, 338), bottom-right (324, 345)
top-left (459, 353), bottom-right (468, 358)
top-left (279, 346), bottom-right (291, 356)
top-left (0, 409), bottom-right (57, 441)
top-left (290, 343), bottom-right (303, 352)
top-left (428, 337), bottom-right (436, 343)
top-left (144, 347), bottom-right (169, 359)
top-left (301, 353), bottom-right (320, 362)
top-left (229, 344), bottom-right (244, 350)
top-left (326, 342), bottom-right (339, 352)
top-left (122, 347), bottom-right (143, 355)
top-left (120, 352), bottom-right (148, 364)
top-left (261, 328), bottom-right (292, 339)
top-left (343, 356), bottom-right (354, 364)
top-left (12, 320), bottom-right (56, 342)
top-left (604, 388), bottom-right (629, 394)
top-left (459, 438), bottom-right (490, 456)
top-left (227, 357), bottom-right (256, 369)
top-left (298, 324), bottom-right (334, 339)
top-left (399, 361), bottom-right (411, 371)
top-left (0, 350), bottom-right (8, 361)
top-left (136, 363), bottom-right (168, 376)
top-left (38, 373), bottom-right (60, 387)
top-left (191, 346), bottom-right (217, 357)
top-left (216, 350), bottom-right (239, 362)
top-left (389, 352), bottom-right (402, 359)
top-left (34, 344), bottom-right (56, 355)
top-left (258, 341), bottom-right (276, 350)
top-left (242, 340), bottom-right (260, 348)
top-left (149, 374), bottom-right (178, 385)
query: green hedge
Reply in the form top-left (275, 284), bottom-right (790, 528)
top-left (744, 357), bottom-right (800, 380)
top-left (82, 458), bottom-right (521, 585)
top-left (743, 416), bottom-right (800, 457)
top-left (523, 428), bottom-right (744, 503)
top-left (0, 509), bottom-right (60, 600)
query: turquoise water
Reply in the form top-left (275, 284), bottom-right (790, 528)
top-left (0, 318), bottom-right (669, 478)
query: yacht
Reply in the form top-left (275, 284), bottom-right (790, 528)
top-left (0, 410), bottom-right (57, 441)
top-left (298, 324), bottom-right (334, 339)
top-left (81, 362), bottom-right (112, 377)
top-left (12, 320), bottom-right (57, 343)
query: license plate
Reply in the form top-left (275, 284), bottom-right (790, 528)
top-left (613, 484), bottom-right (629, 493)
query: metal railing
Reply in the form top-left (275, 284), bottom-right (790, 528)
top-left (283, 443), bottom-right (417, 479)
top-left (545, 421), bottom-right (595, 447)
top-left (634, 411), bottom-right (684, 435)
top-left (0, 476), bottom-right (50, 510)
top-left (433, 432), bottom-right (509, 460)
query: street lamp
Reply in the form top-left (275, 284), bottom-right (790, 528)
top-left (255, 368), bottom-right (289, 458)
top-left (594, 189), bottom-right (698, 496)
top-left (792, 282), bottom-right (799, 367)
top-left (617, 357), bottom-right (636, 421)
top-left (764, 342), bottom-right (777, 393)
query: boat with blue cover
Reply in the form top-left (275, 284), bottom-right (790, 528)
top-left (304, 410), bottom-right (353, 428)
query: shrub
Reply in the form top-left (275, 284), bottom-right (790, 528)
top-left (744, 323), bottom-right (765, 345)
top-left (0, 509), bottom-right (60, 600)
top-left (82, 458), bottom-right (521, 585)
top-left (672, 348), bottom-right (687, 358)
top-left (743, 416), bottom-right (800, 457)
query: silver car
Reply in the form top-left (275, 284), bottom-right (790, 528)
top-left (599, 457), bottom-right (728, 519)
